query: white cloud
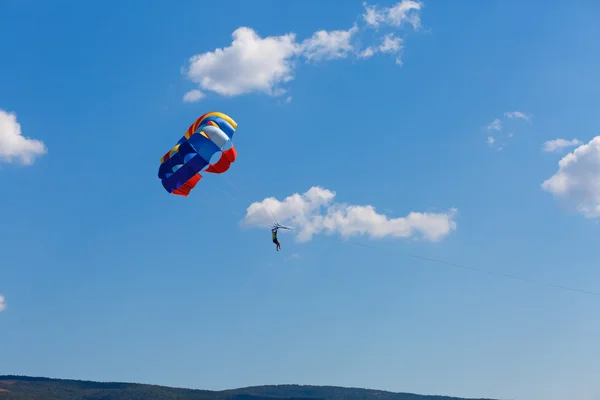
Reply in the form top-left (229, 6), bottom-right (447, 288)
top-left (243, 186), bottom-right (457, 242)
top-left (184, 27), bottom-right (299, 97)
top-left (360, 47), bottom-right (376, 58)
top-left (360, 33), bottom-right (404, 64)
top-left (543, 138), bottom-right (582, 153)
top-left (486, 118), bottom-right (502, 131)
top-left (487, 136), bottom-right (495, 145)
top-left (0, 295), bottom-right (5, 312)
top-left (379, 33), bottom-right (403, 53)
top-left (182, 1), bottom-right (422, 99)
top-left (0, 109), bottom-right (47, 165)
top-left (541, 136), bottom-right (600, 218)
top-left (362, 0), bottom-right (423, 29)
top-left (302, 25), bottom-right (359, 62)
top-left (182, 89), bottom-right (205, 103)
top-left (504, 110), bottom-right (531, 122)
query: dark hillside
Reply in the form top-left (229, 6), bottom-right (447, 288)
top-left (0, 376), bottom-right (497, 400)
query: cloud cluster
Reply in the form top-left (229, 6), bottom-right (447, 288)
top-left (181, 0), bottom-right (423, 101)
top-left (484, 110), bottom-right (531, 150)
top-left (0, 109), bottom-right (47, 165)
top-left (542, 138), bottom-right (582, 153)
top-left (243, 186), bottom-right (457, 242)
top-left (0, 295), bottom-right (6, 312)
top-left (542, 136), bottom-right (600, 218)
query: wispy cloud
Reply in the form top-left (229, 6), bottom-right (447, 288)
top-left (504, 110), bottom-right (532, 123)
top-left (542, 138), bottom-right (582, 153)
top-left (359, 33), bottom-right (405, 65)
top-left (0, 109), bottom-right (47, 165)
top-left (486, 118), bottom-right (502, 132)
top-left (541, 136), bottom-right (600, 218)
top-left (242, 186), bottom-right (457, 242)
top-left (182, 89), bottom-right (205, 103)
top-left (181, 1), bottom-right (423, 101)
top-left (362, 0), bottom-right (423, 29)
top-left (484, 110), bottom-right (531, 150)
top-left (0, 295), bottom-right (6, 312)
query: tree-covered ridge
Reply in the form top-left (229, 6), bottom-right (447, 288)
top-left (0, 376), bottom-right (498, 400)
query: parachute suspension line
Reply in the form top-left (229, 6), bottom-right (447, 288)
top-left (223, 175), bottom-right (280, 227)
top-left (211, 179), bottom-right (273, 230)
top-left (338, 238), bottom-right (600, 298)
top-left (216, 187), bottom-right (238, 203)
top-left (194, 189), bottom-right (245, 219)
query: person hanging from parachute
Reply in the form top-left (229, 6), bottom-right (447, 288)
top-left (272, 227), bottom-right (281, 251)
top-left (270, 223), bottom-right (291, 252)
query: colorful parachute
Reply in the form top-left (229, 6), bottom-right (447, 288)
top-left (158, 112), bottom-right (238, 196)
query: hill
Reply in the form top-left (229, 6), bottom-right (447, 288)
top-left (0, 376), bottom-right (497, 400)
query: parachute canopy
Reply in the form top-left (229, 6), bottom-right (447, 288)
top-left (158, 112), bottom-right (238, 196)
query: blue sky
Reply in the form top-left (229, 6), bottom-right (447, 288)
top-left (1, 1), bottom-right (600, 400)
